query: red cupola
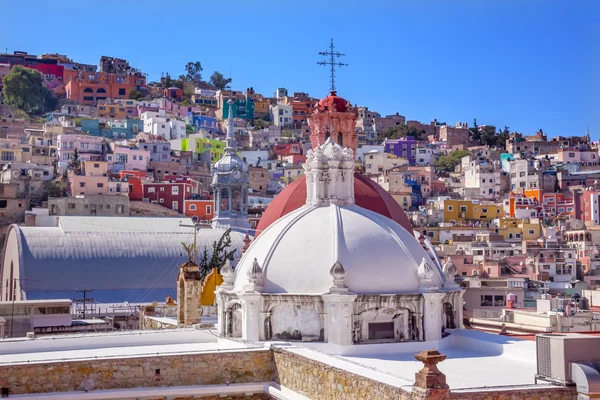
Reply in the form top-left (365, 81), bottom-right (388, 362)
top-left (309, 91), bottom-right (358, 151)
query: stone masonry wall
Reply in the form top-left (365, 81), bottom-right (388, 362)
top-left (271, 348), bottom-right (411, 400)
top-left (0, 350), bottom-right (273, 395)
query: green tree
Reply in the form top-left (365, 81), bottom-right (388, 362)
top-left (435, 149), bottom-right (471, 172)
top-left (129, 89), bottom-right (143, 100)
top-left (197, 228), bottom-right (237, 282)
top-left (377, 124), bottom-right (424, 143)
top-left (44, 90), bottom-right (59, 112)
top-left (209, 71), bottom-right (232, 90)
top-left (250, 119), bottom-right (268, 130)
top-left (281, 130), bottom-right (294, 138)
top-left (2, 66), bottom-right (48, 113)
top-left (185, 61), bottom-right (203, 82)
top-left (67, 148), bottom-right (81, 174)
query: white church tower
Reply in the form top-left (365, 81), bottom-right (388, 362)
top-left (211, 99), bottom-right (250, 231)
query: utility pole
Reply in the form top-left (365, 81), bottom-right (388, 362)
top-left (179, 216), bottom-right (202, 262)
top-left (317, 38), bottom-right (348, 93)
top-left (75, 289), bottom-right (94, 320)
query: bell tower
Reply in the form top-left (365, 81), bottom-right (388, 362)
top-left (309, 92), bottom-right (358, 153)
top-left (211, 99), bottom-right (250, 231)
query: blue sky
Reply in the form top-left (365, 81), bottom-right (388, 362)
top-left (2, 1), bottom-right (598, 138)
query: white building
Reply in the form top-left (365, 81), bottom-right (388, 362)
top-left (169, 119), bottom-right (186, 140)
top-left (215, 138), bottom-right (462, 348)
top-left (463, 157), bottom-right (502, 201)
top-left (270, 104), bottom-right (293, 127)
top-left (415, 146), bottom-right (435, 166)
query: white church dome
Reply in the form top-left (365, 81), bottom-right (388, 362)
top-left (233, 203), bottom-right (444, 294)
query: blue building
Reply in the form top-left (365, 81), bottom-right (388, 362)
top-left (187, 113), bottom-right (219, 134)
top-left (80, 119), bottom-right (143, 139)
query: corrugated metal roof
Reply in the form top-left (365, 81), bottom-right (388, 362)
top-left (14, 222), bottom-right (245, 303)
top-left (57, 216), bottom-right (195, 233)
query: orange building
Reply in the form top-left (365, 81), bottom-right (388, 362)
top-left (184, 199), bottom-right (214, 223)
top-left (65, 71), bottom-right (146, 105)
top-left (508, 189), bottom-right (574, 219)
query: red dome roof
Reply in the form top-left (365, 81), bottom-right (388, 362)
top-left (255, 172), bottom-right (413, 237)
top-left (316, 91), bottom-right (351, 113)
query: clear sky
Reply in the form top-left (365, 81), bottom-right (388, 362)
top-left (2, 0), bottom-right (598, 138)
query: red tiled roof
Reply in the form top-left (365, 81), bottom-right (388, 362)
top-left (255, 172), bottom-right (413, 237)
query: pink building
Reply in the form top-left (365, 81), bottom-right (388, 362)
top-left (158, 98), bottom-right (202, 119)
top-left (68, 161), bottom-right (129, 196)
top-left (107, 145), bottom-right (149, 173)
top-left (57, 134), bottom-right (106, 173)
top-left (558, 147), bottom-right (600, 166)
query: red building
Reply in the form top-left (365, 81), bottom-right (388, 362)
top-left (184, 199), bottom-right (214, 223)
top-left (141, 180), bottom-right (192, 214)
top-left (0, 52), bottom-right (64, 90)
top-left (273, 143), bottom-right (302, 157)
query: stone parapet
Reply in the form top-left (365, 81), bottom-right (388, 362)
top-left (0, 349), bottom-right (273, 395)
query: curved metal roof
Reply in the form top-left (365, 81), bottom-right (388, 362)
top-left (9, 220), bottom-right (246, 303)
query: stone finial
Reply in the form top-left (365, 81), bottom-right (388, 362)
top-left (221, 259), bottom-right (234, 285)
top-left (413, 350), bottom-right (449, 393)
top-left (242, 231), bottom-right (252, 253)
top-left (329, 260), bottom-right (349, 293)
top-left (248, 258), bottom-right (263, 282)
top-left (418, 257), bottom-right (437, 291)
top-left (243, 258), bottom-right (264, 292)
top-left (442, 257), bottom-right (458, 287)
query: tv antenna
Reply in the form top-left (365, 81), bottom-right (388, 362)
top-left (317, 38), bottom-right (347, 93)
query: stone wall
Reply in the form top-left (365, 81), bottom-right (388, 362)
top-left (0, 350), bottom-right (273, 395)
top-left (271, 348), bottom-right (411, 400)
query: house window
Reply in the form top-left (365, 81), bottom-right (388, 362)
top-left (94, 163), bottom-right (100, 168)
top-left (206, 205), bottom-right (212, 214)
top-left (189, 204), bottom-right (197, 211)
top-left (148, 187), bottom-right (155, 193)
top-left (482, 208), bottom-right (488, 213)
top-left (172, 186), bottom-right (179, 195)
top-left (159, 198), bottom-right (164, 203)
top-left (79, 182), bottom-right (86, 188)
top-left (172, 201), bottom-right (178, 211)
top-left (118, 88), bottom-right (126, 96)
top-left (447, 206), bottom-right (453, 211)
top-left (160, 187), bottom-right (165, 192)
top-left (460, 206), bottom-right (467, 212)
top-left (528, 229), bottom-right (535, 235)
top-left (97, 183), bottom-right (104, 188)
top-left (67, 203), bottom-right (75, 209)
top-left (116, 205), bottom-right (124, 214)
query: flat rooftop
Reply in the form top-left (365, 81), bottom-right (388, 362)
top-left (0, 328), bottom-right (550, 391)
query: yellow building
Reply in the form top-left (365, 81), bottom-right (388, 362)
top-left (200, 268), bottom-right (224, 306)
top-left (253, 98), bottom-right (270, 119)
top-left (97, 104), bottom-right (129, 120)
top-left (442, 200), bottom-right (503, 224)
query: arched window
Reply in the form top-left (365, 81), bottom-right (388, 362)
top-left (83, 88), bottom-right (94, 93)
top-left (231, 189), bottom-right (241, 212)
top-left (220, 188), bottom-right (229, 212)
top-left (96, 88), bottom-right (107, 93)
top-left (337, 132), bottom-right (343, 147)
top-left (189, 204), bottom-right (197, 211)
